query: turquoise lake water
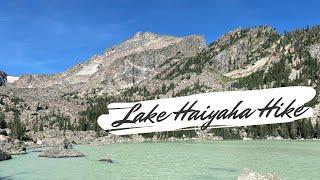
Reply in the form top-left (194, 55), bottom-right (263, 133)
top-left (1, 140), bottom-right (320, 180)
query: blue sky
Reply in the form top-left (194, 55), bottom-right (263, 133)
top-left (1, 0), bottom-right (320, 76)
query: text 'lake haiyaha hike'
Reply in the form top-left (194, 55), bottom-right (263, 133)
top-left (98, 87), bottom-right (315, 135)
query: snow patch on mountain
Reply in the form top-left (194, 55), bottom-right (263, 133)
top-left (7, 76), bottom-right (19, 83)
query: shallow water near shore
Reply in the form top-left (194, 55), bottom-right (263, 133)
top-left (1, 140), bottom-right (320, 180)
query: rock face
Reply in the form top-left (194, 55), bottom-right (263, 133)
top-left (207, 26), bottom-right (279, 74)
top-left (13, 32), bottom-right (206, 94)
top-left (0, 149), bottom-right (12, 161)
top-left (237, 169), bottom-right (280, 180)
top-left (39, 148), bottom-right (84, 158)
top-left (0, 32), bottom-right (205, 127)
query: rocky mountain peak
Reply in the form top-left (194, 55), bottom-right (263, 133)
top-left (132, 31), bottom-right (159, 39)
top-left (13, 32), bottom-right (206, 92)
top-left (104, 31), bottom-right (182, 58)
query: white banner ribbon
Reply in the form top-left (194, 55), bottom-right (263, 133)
top-left (98, 86), bottom-right (316, 135)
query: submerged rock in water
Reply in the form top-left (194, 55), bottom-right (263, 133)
top-left (237, 169), bottom-right (280, 180)
top-left (99, 158), bottom-right (113, 163)
top-left (38, 148), bottom-right (84, 158)
top-left (0, 149), bottom-right (12, 161)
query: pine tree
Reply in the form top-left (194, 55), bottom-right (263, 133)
top-left (290, 121), bottom-right (298, 139)
top-left (39, 120), bottom-right (44, 131)
top-left (315, 121), bottom-right (320, 138)
top-left (280, 123), bottom-right (290, 139)
top-left (258, 125), bottom-right (266, 139)
top-left (8, 113), bottom-right (26, 140)
top-left (0, 112), bottom-right (6, 129)
top-left (247, 126), bottom-right (258, 139)
top-left (301, 119), bottom-right (313, 139)
top-left (78, 117), bottom-right (88, 131)
top-left (222, 128), bottom-right (232, 139)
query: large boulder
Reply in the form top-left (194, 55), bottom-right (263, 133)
top-left (38, 138), bottom-right (83, 158)
top-left (0, 138), bottom-right (27, 155)
top-left (61, 138), bottom-right (73, 149)
top-left (0, 134), bottom-right (11, 142)
top-left (237, 169), bottom-right (280, 180)
top-left (38, 147), bottom-right (84, 158)
top-left (99, 158), bottom-right (113, 163)
top-left (0, 149), bottom-right (11, 161)
top-left (0, 129), bottom-right (7, 136)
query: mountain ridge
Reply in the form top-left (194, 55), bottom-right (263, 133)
top-left (12, 32), bottom-right (206, 93)
top-left (1, 25), bottom-right (320, 139)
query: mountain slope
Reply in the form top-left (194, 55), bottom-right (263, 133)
top-left (1, 26), bottom-right (320, 137)
top-left (1, 32), bottom-right (206, 131)
top-left (13, 32), bottom-right (206, 94)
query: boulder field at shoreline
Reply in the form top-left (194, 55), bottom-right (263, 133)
top-left (1, 129), bottom-right (317, 159)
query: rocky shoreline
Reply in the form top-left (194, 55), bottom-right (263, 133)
top-left (1, 129), bottom-right (319, 161)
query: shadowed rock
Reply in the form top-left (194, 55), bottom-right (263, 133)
top-left (99, 158), bottom-right (113, 163)
top-left (61, 138), bottom-right (73, 149)
top-left (0, 129), bottom-right (7, 136)
top-left (0, 149), bottom-right (12, 161)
